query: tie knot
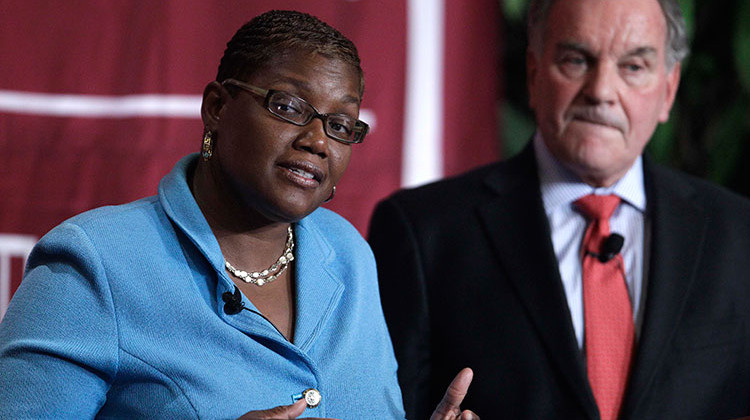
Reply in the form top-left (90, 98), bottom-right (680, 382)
top-left (575, 194), bottom-right (621, 221)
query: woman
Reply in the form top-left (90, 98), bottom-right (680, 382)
top-left (0, 10), bottom-right (476, 419)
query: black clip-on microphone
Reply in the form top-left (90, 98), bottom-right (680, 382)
top-left (588, 233), bottom-right (625, 263)
top-left (222, 286), bottom-right (246, 315)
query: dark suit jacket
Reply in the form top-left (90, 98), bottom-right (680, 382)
top-left (369, 144), bottom-right (750, 419)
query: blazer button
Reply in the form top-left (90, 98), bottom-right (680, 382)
top-left (302, 388), bottom-right (322, 408)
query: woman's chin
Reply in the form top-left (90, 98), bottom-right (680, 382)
top-left (261, 196), bottom-right (323, 224)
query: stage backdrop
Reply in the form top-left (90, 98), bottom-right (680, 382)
top-left (0, 0), bottom-right (500, 318)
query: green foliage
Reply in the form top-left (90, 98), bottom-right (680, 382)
top-left (734, 0), bottom-right (750, 92)
top-left (706, 99), bottom-right (747, 184)
top-left (502, 0), bottom-right (527, 22)
top-left (679, 0), bottom-right (696, 42)
top-left (650, 114), bottom-right (676, 164)
top-left (499, 0), bottom-right (750, 197)
top-left (501, 103), bottom-right (535, 156)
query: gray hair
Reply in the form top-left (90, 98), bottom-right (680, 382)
top-left (527, 0), bottom-right (689, 69)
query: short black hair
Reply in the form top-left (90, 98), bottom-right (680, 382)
top-left (216, 10), bottom-right (364, 97)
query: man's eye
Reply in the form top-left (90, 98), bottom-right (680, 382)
top-left (562, 56), bottom-right (586, 66)
top-left (623, 63), bottom-right (644, 72)
top-left (558, 54), bottom-right (588, 77)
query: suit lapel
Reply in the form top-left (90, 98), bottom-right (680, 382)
top-left (478, 146), bottom-right (599, 418)
top-left (620, 161), bottom-right (708, 417)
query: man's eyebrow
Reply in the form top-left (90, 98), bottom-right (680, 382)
top-left (555, 42), bottom-right (658, 59)
top-left (623, 46), bottom-right (658, 58)
top-left (556, 42), bottom-right (592, 55)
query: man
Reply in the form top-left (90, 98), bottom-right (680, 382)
top-left (369, 0), bottom-right (750, 418)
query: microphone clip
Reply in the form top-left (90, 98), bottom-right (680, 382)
top-left (222, 287), bottom-right (246, 315)
top-left (587, 233), bottom-right (625, 263)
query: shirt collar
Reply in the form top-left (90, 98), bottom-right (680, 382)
top-left (533, 132), bottom-right (646, 214)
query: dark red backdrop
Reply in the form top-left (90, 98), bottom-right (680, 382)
top-left (0, 0), bottom-right (500, 313)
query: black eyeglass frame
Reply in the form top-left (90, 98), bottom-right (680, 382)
top-left (221, 78), bottom-right (368, 144)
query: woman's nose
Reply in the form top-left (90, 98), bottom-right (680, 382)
top-left (294, 117), bottom-right (329, 158)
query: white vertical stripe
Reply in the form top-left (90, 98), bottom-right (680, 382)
top-left (402, 0), bottom-right (444, 187)
top-left (0, 234), bottom-right (37, 321)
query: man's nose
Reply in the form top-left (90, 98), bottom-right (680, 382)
top-left (583, 63), bottom-right (618, 105)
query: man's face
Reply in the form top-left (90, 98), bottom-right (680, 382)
top-left (527, 0), bottom-right (681, 187)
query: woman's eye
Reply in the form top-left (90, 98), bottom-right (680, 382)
top-left (270, 96), bottom-right (304, 116)
top-left (273, 103), bottom-right (301, 115)
top-left (329, 123), bottom-right (348, 134)
top-left (328, 119), bottom-right (353, 134)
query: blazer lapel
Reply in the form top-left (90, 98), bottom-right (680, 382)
top-left (478, 146), bottom-right (599, 418)
top-left (292, 217), bottom-right (345, 352)
top-left (621, 160), bottom-right (708, 417)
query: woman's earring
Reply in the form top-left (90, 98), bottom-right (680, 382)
top-left (201, 130), bottom-right (214, 161)
top-left (323, 186), bottom-right (336, 203)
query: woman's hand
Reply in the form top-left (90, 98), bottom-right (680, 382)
top-left (238, 368), bottom-right (478, 420)
top-left (430, 368), bottom-right (479, 420)
top-left (237, 398), bottom-right (339, 420)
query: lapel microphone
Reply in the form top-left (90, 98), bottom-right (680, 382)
top-left (587, 233), bottom-right (625, 263)
top-left (222, 286), bottom-right (246, 315)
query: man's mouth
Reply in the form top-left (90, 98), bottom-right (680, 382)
top-left (568, 111), bottom-right (626, 133)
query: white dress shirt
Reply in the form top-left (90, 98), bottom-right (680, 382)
top-left (533, 134), bottom-right (648, 349)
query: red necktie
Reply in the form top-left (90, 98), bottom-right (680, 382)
top-left (575, 194), bottom-right (634, 420)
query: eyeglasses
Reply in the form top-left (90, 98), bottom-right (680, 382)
top-left (222, 78), bottom-right (369, 144)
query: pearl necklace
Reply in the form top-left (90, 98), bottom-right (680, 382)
top-left (224, 226), bottom-right (294, 286)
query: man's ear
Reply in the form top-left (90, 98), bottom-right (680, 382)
top-left (526, 49), bottom-right (539, 111)
top-left (658, 62), bottom-right (681, 122)
top-left (201, 81), bottom-right (225, 130)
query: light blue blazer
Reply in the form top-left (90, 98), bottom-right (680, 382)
top-left (0, 154), bottom-right (405, 419)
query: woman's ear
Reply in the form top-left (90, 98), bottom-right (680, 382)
top-left (201, 81), bottom-right (225, 130)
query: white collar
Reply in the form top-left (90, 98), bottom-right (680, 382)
top-left (533, 132), bottom-right (647, 215)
